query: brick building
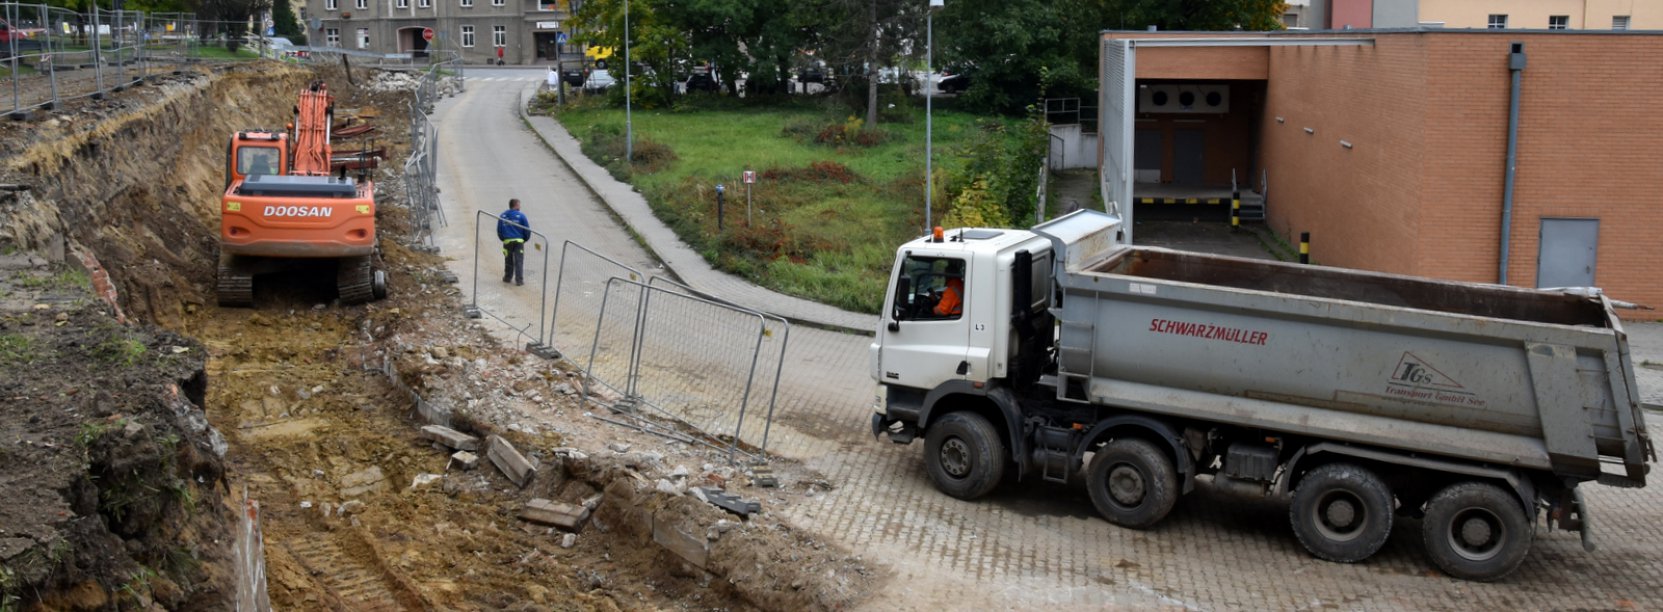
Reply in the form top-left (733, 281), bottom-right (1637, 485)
top-left (1098, 30), bottom-right (1663, 310)
top-left (1298, 0), bottom-right (1657, 30)
top-left (301, 0), bottom-right (578, 65)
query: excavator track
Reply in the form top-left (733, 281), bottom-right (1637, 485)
top-left (337, 255), bottom-right (376, 305)
top-left (217, 255), bottom-right (255, 307)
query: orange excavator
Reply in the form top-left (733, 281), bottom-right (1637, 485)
top-left (216, 81), bottom-right (387, 306)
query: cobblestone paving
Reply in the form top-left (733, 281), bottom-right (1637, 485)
top-left (441, 78), bottom-right (1663, 610)
top-left (763, 326), bottom-right (1663, 610)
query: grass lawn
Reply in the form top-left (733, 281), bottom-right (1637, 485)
top-left (554, 97), bottom-right (1032, 314)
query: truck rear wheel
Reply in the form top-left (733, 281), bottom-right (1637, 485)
top-left (1086, 438), bottom-right (1178, 529)
top-left (923, 412), bottom-right (1005, 500)
top-left (1420, 482), bottom-right (1533, 581)
top-left (1289, 463), bottom-right (1394, 563)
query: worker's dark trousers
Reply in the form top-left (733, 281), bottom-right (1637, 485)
top-left (503, 241), bottom-right (525, 285)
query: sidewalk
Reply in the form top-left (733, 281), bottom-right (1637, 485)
top-left (517, 87), bottom-right (879, 334)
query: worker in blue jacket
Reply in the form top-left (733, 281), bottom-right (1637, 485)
top-left (497, 198), bottom-right (531, 286)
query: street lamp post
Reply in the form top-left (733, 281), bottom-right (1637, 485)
top-left (925, 0), bottom-right (942, 233)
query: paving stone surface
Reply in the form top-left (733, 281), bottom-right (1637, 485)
top-left (432, 77), bottom-right (1663, 609)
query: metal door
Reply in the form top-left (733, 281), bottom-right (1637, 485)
top-left (1134, 129), bottom-right (1162, 183)
top-left (1537, 218), bottom-right (1599, 288)
top-left (1174, 130), bottom-right (1205, 186)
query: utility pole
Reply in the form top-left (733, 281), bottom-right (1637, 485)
top-left (925, 0), bottom-right (943, 233)
top-left (624, 0), bottom-right (632, 163)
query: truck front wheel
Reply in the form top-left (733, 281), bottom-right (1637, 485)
top-left (1086, 438), bottom-right (1179, 529)
top-left (1420, 482), bottom-right (1533, 581)
top-left (923, 412), bottom-right (1006, 500)
top-left (1290, 463), bottom-right (1394, 563)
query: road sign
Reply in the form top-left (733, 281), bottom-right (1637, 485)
top-left (266, 26), bottom-right (275, 36)
top-left (556, 32), bottom-right (567, 44)
top-left (422, 27), bottom-right (435, 42)
top-left (742, 170), bottom-right (756, 184)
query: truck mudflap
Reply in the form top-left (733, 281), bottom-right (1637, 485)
top-left (1549, 486), bottom-right (1598, 553)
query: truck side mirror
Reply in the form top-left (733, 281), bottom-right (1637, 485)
top-left (889, 276), bottom-right (912, 330)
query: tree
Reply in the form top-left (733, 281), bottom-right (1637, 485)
top-left (938, 0), bottom-right (1286, 114)
top-left (272, 0), bottom-right (304, 44)
top-left (811, 0), bottom-right (921, 128)
top-left (569, 0), bottom-right (688, 107)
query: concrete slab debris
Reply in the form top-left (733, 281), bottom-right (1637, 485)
top-left (421, 424), bottom-right (479, 451)
top-left (340, 466), bottom-right (388, 497)
top-left (450, 450), bottom-right (479, 470)
top-left (487, 435), bottom-right (537, 488)
top-left (520, 498), bottom-right (590, 532)
top-left (651, 514), bottom-right (708, 569)
top-left (696, 487), bottom-right (761, 518)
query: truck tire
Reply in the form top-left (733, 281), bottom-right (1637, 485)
top-left (1420, 482), bottom-right (1533, 581)
top-left (1289, 463), bottom-right (1394, 563)
top-left (1086, 438), bottom-right (1178, 529)
top-left (923, 412), bottom-right (1005, 500)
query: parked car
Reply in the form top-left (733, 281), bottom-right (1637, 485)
top-left (560, 68), bottom-right (584, 88)
top-left (0, 19), bottom-right (44, 60)
top-left (684, 63), bottom-right (719, 93)
top-left (583, 68), bottom-right (616, 93)
top-left (936, 70), bottom-right (971, 94)
top-left (266, 36), bottom-right (307, 59)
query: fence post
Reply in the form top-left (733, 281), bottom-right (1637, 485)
top-left (7, 3), bottom-right (18, 117)
top-left (1299, 232), bottom-right (1310, 264)
top-left (91, 7), bottom-right (104, 98)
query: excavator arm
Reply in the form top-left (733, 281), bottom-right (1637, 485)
top-left (290, 81), bottom-right (335, 176)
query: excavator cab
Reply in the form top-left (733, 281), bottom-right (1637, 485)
top-left (225, 132), bottom-right (289, 188)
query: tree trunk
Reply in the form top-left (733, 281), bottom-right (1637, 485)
top-left (864, 0), bottom-right (880, 129)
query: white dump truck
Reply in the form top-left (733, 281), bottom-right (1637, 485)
top-left (869, 209), bottom-right (1652, 581)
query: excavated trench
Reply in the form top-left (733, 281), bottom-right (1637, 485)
top-left (0, 63), bottom-right (872, 610)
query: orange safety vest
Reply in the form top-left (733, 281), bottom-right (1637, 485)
top-left (934, 278), bottom-right (963, 316)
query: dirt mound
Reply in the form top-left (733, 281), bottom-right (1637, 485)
top-left (0, 259), bottom-right (233, 610)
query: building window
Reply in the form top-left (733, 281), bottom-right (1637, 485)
top-left (325, 0), bottom-right (336, 10)
top-left (1548, 15), bottom-right (1568, 29)
top-left (396, 0), bottom-right (408, 7)
top-left (537, 0), bottom-right (558, 11)
top-left (419, 0), bottom-right (430, 7)
top-left (325, 28), bottom-right (340, 46)
top-left (492, 0), bottom-right (504, 6)
top-left (1282, 13), bottom-right (1299, 28)
top-left (356, 28), bottom-right (369, 49)
top-left (1487, 14), bottom-right (1507, 29)
top-left (493, 25), bottom-right (506, 46)
top-left (460, 0), bottom-right (473, 7)
top-left (461, 25), bottom-right (475, 47)
top-left (1613, 15), bottom-right (1630, 30)
top-left (354, 0), bottom-right (366, 8)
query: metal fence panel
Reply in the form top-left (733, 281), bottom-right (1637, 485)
top-left (549, 240), bottom-right (642, 362)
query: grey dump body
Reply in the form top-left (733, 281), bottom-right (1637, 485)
top-left (1039, 235), bottom-right (1652, 485)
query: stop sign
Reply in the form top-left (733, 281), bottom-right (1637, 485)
top-left (422, 27), bottom-right (435, 42)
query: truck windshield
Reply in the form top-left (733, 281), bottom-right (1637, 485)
top-left (901, 256), bottom-right (965, 320)
top-left (238, 147), bottom-right (280, 176)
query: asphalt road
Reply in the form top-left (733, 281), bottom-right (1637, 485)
top-left (431, 70), bottom-right (1663, 610)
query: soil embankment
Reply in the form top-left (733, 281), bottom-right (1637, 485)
top-left (1, 63), bottom-right (872, 610)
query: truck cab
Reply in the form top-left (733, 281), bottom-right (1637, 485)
top-left (870, 226), bottom-right (1055, 442)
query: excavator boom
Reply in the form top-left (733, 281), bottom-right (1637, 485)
top-left (291, 82), bottom-right (334, 176)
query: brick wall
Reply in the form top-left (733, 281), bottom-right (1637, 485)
top-left (1135, 46), bottom-right (1268, 80)
top-left (1104, 30), bottom-right (1663, 312)
top-left (1260, 35), bottom-right (1429, 275)
top-left (1418, 33), bottom-right (1663, 310)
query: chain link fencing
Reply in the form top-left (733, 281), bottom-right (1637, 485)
top-left (0, 4), bottom-right (301, 117)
